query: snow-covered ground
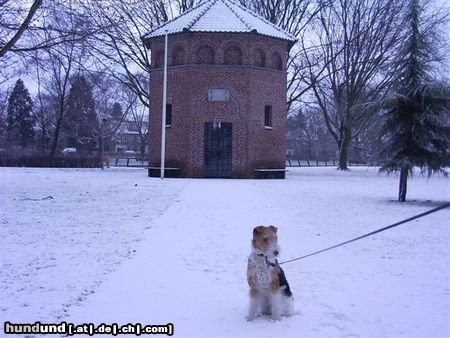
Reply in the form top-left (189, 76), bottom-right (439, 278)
top-left (0, 168), bottom-right (186, 332)
top-left (1, 167), bottom-right (449, 337)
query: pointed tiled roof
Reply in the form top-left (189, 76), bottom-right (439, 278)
top-left (142, 0), bottom-right (296, 45)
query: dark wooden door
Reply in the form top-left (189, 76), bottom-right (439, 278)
top-left (204, 122), bottom-right (232, 178)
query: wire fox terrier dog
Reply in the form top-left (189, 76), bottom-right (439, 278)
top-left (246, 225), bottom-right (295, 321)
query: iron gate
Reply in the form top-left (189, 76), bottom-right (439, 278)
top-left (204, 122), bottom-right (232, 178)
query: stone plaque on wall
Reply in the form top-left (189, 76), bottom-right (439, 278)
top-left (208, 89), bottom-right (230, 102)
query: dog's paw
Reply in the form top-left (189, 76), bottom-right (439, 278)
top-left (270, 315), bottom-right (282, 322)
top-left (245, 315), bottom-right (255, 322)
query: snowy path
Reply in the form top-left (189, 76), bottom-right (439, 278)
top-left (67, 179), bottom-right (281, 335)
top-left (65, 169), bottom-right (450, 337)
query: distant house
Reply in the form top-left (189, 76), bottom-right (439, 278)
top-left (108, 119), bottom-right (148, 155)
top-left (142, 0), bottom-right (296, 178)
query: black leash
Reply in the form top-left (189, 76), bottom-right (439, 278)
top-left (279, 202), bottom-right (450, 265)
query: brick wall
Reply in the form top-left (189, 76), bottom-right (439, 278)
top-left (147, 32), bottom-right (289, 178)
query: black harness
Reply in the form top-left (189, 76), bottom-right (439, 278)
top-left (256, 252), bottom-right (276, 267)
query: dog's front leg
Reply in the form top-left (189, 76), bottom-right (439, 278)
top-left (246, 270), bottom-right (259, 321)
top-left (270, 291), bottom-right (282, 321)
top-left (270, 268), bottom-right (282, 321)
top-left (246, 288), bottom-right (261, 321)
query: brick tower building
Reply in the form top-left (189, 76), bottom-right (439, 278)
top-left (142, 0), bottom-right (296, 178)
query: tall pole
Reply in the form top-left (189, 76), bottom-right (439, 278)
top-left (160, 30), bottom-right (168, 179)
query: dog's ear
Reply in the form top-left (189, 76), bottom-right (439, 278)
top-left (253, 226), bottom-right (265, 235)
top-left (269, 225), bottom-right (278, 233)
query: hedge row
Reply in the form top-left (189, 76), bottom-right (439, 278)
top-left (0, 154), bottom-right (102, 168)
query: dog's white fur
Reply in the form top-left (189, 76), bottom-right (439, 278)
top-left (246, 226), bottom-right (295, 321)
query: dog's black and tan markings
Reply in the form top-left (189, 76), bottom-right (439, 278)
top-left (260, 255), bottom-right (293, 297)
top-left (246, 225), bottom-right (294, 321)
top-left (277, 263), bottom-right (293, 297)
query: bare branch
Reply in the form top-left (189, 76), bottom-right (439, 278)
top-left (0, 0), bottom-right (43, 58)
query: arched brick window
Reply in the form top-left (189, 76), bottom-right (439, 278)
top-left (154, 50), bottom-right (164, 68)
top-left (172, 46), bottom-right (186, 66)
top-left (254, 49), bottom-right (266, 67)
top-left (270, 51), bottom-right (283, 70)
top-left (196, 46), bottom-right (215, 64)
top-left (224, 46), bottom-right (243, 65)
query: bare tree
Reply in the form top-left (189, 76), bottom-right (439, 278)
top-left (0, 0), bottom-right (43, 58)
top-left (33, 84), bottom-right (53, 154)
top-left (302, 0), bottom-right (404, 169)
top-left (239, 0), bottom-right (320, 37)
top-left (41, 50), bottom-right (77, 158)
top-left (88, 74), bottom-right (133, 168)
top-left (81, 0), bottom-right (206, 109)
top-left (175, 0), bottom-right (197, 13)
top-left (31, 1), bottom-right (89, 157)
top-left (239, 0), bottom-right (326, 110)
top-left (130, 102), bottom-right (149, 156)
top-left (0, 0), bottom-right (96, 59)
top-left (287, 107), bottom-right (336, 160)
top-left (81, 0), bottom-right (177, 108)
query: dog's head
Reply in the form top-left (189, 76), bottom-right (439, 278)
top-left (251, 225), bottom-right (280, 258)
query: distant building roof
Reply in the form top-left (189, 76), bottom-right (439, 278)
top-left (142, 0), bottom-right (296, 46)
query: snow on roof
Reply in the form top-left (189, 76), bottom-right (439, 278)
top-left (142, 0), bottom-right (296, 45)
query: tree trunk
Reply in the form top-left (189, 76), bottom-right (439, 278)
top-left (41, 131), bottom-right (45, 154)
top-left (49, 116), bottom-right (63, 158)
top-left (337, 127), bottom-right (352, 170)
top-left (140, 137), bottom-right (146, 155)
top-left (398, 167), bottom-right (408, 202)
top-left (98, 135), bottom-right (104, 170)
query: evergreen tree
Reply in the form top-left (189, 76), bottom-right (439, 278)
top-left (111, 102), bottom-right (123, 120)
top-left (378, 0), bottom-right (450, 202)
top-left (6, 79), bottom-right (35, 149)
top-left (63, 75), bottom-right (97, 153)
